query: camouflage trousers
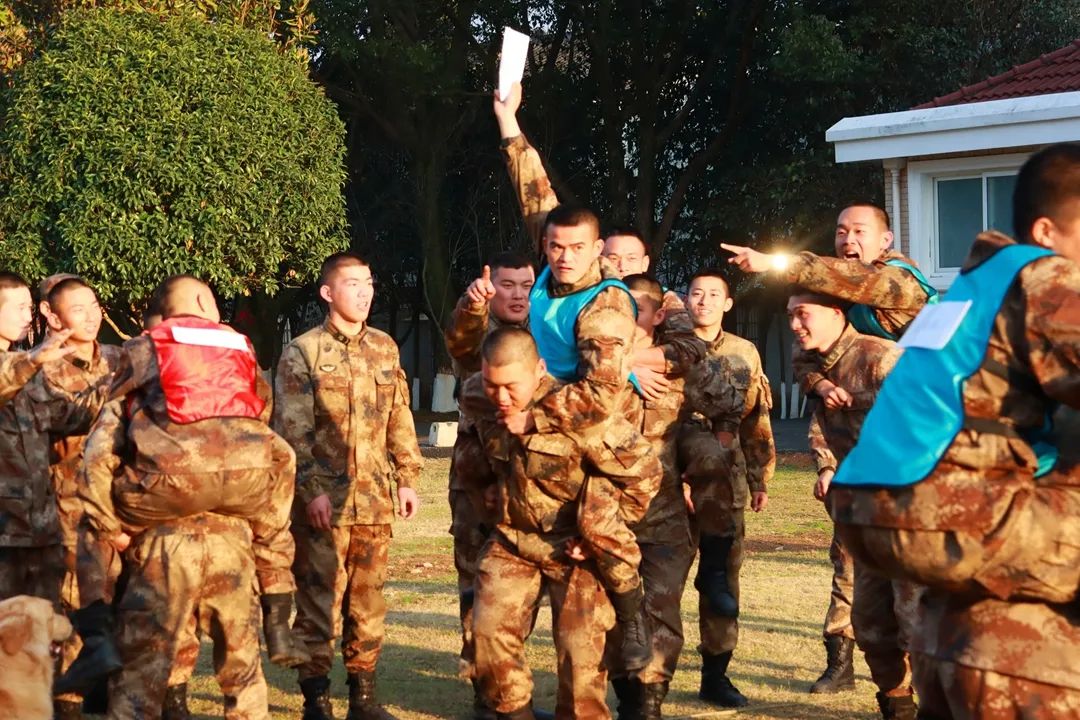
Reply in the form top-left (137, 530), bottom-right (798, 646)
top-left (579, 475), bottom-right (642, 596)
top-left (912, 653), bottom-right (1080, 719)
top-left (693, 509), bottom-right (745, 656)
top-left (824, 527), bottom-right (855, 640)
top-left (606, 538), bottom-right (695, 684)
top-left (838, 481), bottom-right (1080, 603)
top-left (852, 560), bottom-right (921, 694)
top-left (0, 544), bottom-right (63, 603)
top-left (292, 523), bottom-right (391, 680)
top-left (109, 520), bottom-right (267, 720)
top-left (450, 488), bottom-right (489, 676)
top-left (474, 536), bottom-right (615, 719)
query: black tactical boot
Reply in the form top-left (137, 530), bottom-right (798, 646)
top-left (299, 676), bottom-right (335, 720)
top-left (53, 699), bottom-right (82, 720)
top-left (495, 705), bottom-right (536, 720)
top-left (611, 676), bottom-right (643, 720)
top-left (471, 679), bottom-right (497, 720)
top-left (162, 683), bottom-right (192, 720)
top-left (610, 584), bottom-right (654, 672)
top-left (262, 593), bottom-right (310, 668)
top-left (809, 635), bottom-right (856, 693)
top-left (698, 651), bottom-right (749, 707)
top-left (346, 671), bottom-right (397, 720)
top-left (54, 601), bottom-right (123, 695)
top-left (876, 691), bottom-right (918, 720)
top-left (640, 681), bottom-right (668, 720)
top-left (694, 535), bottom-right (739, 618)
top-left (80, 677), bottom-right (109, 715)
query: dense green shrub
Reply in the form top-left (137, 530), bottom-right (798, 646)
top-left (0, 8), bottom-right (347, 310)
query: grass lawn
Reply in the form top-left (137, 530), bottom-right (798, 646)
top-left (174, 454), bottom-right (882, 719)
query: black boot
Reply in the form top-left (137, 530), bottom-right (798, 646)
top-left (80, 677), bottom-right (109, 715)
top-left (299, 676), bottom-right (335, 720)
top-left (347, 671), bottom-right (397, 720)
top-left (694, 535), bottom-right (739, 618)
top-left (496, 705), bottom-right (536, 720)
top-left (162, 683), bottom-right (192, 720)
top-left (611, 676), bottom-right (643, 720)
top-left (698, 651), bottom-right (748, 707)
top-left (262, 593), bottom-right (311, 668)
top-left (610, 585), bottom-right (653, 673)
top-left (640, 682), bottom-right (668, 720)
top-left (54, 601), bottom-right (123, 695)
top-left (809, 636), bottom-right (856, 693)
top-left (53, 699), bottom-right (82, 720)
top-left (876, 691), bottom-right (918, 720)
top-left (471, 679), bottom-right (496, 720)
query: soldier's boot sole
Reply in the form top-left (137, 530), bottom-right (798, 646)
top-left (53, 699), bottom-right (83, 720)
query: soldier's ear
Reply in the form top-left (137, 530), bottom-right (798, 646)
top-left (535, 357), bottom-right (547, 379)
top-left (653, 307), bottom-right (666, 328)
top-left (881, 229), bottom-right (895, 251)
top-left (318, 284), bottom-right (334, 304)
top-left (723, 296), bottom-right (734, 313)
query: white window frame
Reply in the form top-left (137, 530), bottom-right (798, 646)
top-left (907, 152), bottom-right (1029, 289)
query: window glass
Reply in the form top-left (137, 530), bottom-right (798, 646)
top-left (987, 175), bottom-right (1017, 236)
top-left (936, 178), bottom-right (982, 268)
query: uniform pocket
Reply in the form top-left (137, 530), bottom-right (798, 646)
top-left (374, 370), bottom-right (396, 412)
top-left (523, 433), bottom-right (578, 503)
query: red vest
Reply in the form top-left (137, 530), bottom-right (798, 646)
top-left (147, 316), bottom-right (265, 424)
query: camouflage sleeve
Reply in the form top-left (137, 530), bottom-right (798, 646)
top-left (0, 351), bottom-right (39, 406)
top-left (531, 286), bottom-right (636, 434)
top-left (452, 420), bottom-right (498, 522)
top-left (387, 364), bottom-right (422, 490)
top-left (30, 370), bottom-right (109, 436)
top-left (655, 290), bottom-right (707, 374)
top-left (793, 344), bottom-right (827, 395)
top-left (741, 371), bottom-right (776, 494)
top-left (684, 357), bottom-right (744, 435)
top-left (808, 406), bottom-right (836, 474)
top-left (501, 133), bottom-right (559, 256)
top-left (273, 343), bottom-right (323, 505)
top-left (781, 252), bottom-right (930, 310)
top-left (77, 400), bottom-right (127, 537)
top-left (445, 294), bottom-right (490, 377)
top-left (1024, 257), bottom-right (1080, 406)
top-left (587, 420), bottom-right (662, 526)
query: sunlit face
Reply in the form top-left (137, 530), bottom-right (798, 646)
top-left (481, 358), bottom-right (546, 415)
top-left (603, 235), bottom-right (650, 278)
top-left (834, 206), bottom-right (893, 262)
top-left (321, 262), bottom-right (375, 326)
top-left (687, 276), bottom-right (733, 333)
top-left (1033, 200), bottom-right (1080, 264)
top-left (490, 266), bottom-right (534, 324)
top-left (545, 224), bottom-right (603, 285)
top-left (0, 286), bottom-right (33, 344)
top-left (47, 286), bottom-right (102, 344)
top-left (787, 296), bottom-right (845, 353)
top-left (630, 290), bottom-right (664, 335)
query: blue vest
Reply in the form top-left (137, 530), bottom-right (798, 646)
top-left (847, 259), bottom-right (939, 340)
top-left (529, 266), bottom-right (642, 394)
top-left (833, 244), bottom-right (1056, 489)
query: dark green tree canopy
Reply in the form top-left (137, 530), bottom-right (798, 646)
top-left (0, 8), bottom-right (348, 313)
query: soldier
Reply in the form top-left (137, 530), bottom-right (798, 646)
top-left (443, 250), bottom-right (534, 717)
top-left (36, 276), bottom-right (124, 720)
top-left (788, 291), bottom-right (918, 720)
top-left (679, 268), bottom-right (775, 708)
top-left (63, 275), bottom-right (306, 696)
top-left (829, 144), bottom-right (1080, 626)
top-left (459, 326), bottom-right (663, 720)
top-left (274, 252), bottom-right (423, 720)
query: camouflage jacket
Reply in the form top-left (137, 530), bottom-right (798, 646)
top-left (444, 294), bottom-right (529, 380)
top-left (0, 351), bottom-right (108, 547)
top-left (44, 342), bottom-right (123, 548)
top-left (805, 326), bottom-right (899, 475)
top-left (456, 372), bottom-right (661, 561)
top-left (830, 232), bottom-right (1080, 533)
top-left (274, 320), bottom-right (422, 526)
top-left (632, 370), bottom-right (691, 545)
top-left (502, 133), bottom-right (706, 374)
top-left (683, 331), bottom-right (775, 497)
top-left (786, 249), bottom-right (931, 392)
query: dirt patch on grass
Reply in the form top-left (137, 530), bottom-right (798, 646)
top-left (746, 532), bottom-right (830, 554)
top-left (389, 552), bottom-right (456, 579)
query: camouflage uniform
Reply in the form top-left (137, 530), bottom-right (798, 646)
top-left (780, 250), bottom-right (932, 392)
top-left (501, 133), bottom-right (707, 375)
top-left (108, 513), bottom-right (268, 720)
top-left (805, 325), bottom-right (920, 695)
top-left (273, 319), bottom-right (422, 680)
top-left (911, 408), bottom-right (1080, 719)
top-left (457, 373), bottom-right (662, 718)
top-left (0, 350), bottom-right (106, 603)
top-left (680, 331), bottom-right (775, 655)
top-left (43, 342), bottom-right (123, 705)
top-left (831, 232), bottom-right (1080, 603)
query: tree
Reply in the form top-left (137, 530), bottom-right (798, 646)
top-left (0, 8), bottom-right (348, 355)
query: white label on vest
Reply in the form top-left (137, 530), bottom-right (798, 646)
top-left (898, 300), bottom-right (972, 351)
top-left (171, 326), bottom-right (251, 352)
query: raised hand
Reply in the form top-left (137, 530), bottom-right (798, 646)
top-left (29, 328), bottom-right (76, 367)
top-left (721, 242), bottom-right (775, 273)
top-left (465, 265), bottom-right (498, 309)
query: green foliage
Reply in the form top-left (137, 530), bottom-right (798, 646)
top-left (0, 8), bottom-right (348, 311)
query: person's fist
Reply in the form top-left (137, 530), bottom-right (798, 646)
top-left (493, 81), bottom-right (523, 118)
top-left (814, 469), bottom-right (835, 502)
top-left (814, 379), bottom-right (853, 410)
top-left (398, 487), bottom-right (420, 520)
top-left (466, 265), bottom-right (497, 308)
top-left (306, 494), bottom-right (333, 530)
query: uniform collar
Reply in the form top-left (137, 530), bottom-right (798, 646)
top-left (549, 260), bottom-right (603, 298)
top-left (817, 324), bottom-right (858, 373)
top-left (324, 318), bottom-right (366, 345)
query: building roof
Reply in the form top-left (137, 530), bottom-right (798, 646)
top-left (916, 39), bottom-right (1080, 109)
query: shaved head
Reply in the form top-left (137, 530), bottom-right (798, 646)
top-left (151, 275), bottom-right (220, 323)
top-left (481, 326), bottom-right (539, 368)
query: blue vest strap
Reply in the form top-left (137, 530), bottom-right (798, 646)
top-left (847, 259), bottom-right (940, 341)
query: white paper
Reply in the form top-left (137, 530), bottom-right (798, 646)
top-left (897, 300), bottom-right (972, 351)
top-left (172, 326), bottom-right (251, 352)
top-left (498, 27), bottom-right (531, 102)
